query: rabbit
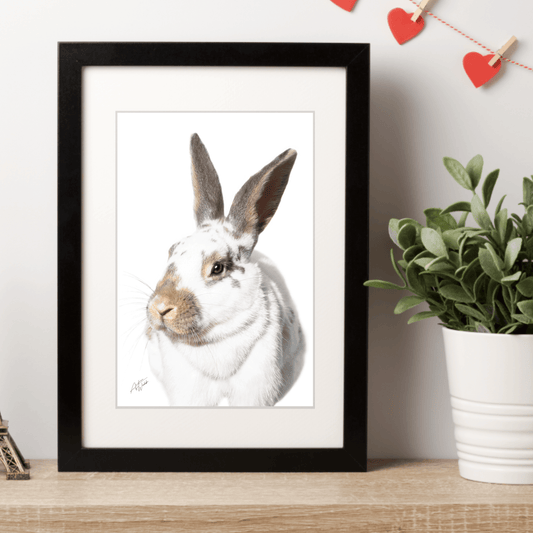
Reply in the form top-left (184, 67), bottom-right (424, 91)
top-left (145, 133), bottom-right (305, 407)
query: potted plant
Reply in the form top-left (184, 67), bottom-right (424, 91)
top-left (366, 155), bottom-right (533, 484)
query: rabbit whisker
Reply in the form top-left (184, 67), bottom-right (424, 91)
top-left (120, 288), bottom-right (151, 299)
top-left (121, 318), bottom-right (148, 350)
top-left (139, 338), bottom-right (150, 372)
top-left (118, 300), bottom-right (146, 310)
top-left (129, 326), bottom-right (150, 369)
top-left (121, 272), bottom-right (155, 293)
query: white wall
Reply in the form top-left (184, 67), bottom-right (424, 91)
top-left (0, 0), bottom-right (531, 459)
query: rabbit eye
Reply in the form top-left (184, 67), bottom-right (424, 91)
top-left (211, 262), bottom-right (224, 275)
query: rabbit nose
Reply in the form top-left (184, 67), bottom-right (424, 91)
top-left (148, 288), bottom-right (200, 333)
top-left (152, 299), bottom-right (174, 317)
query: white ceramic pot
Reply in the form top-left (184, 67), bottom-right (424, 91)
top-left (443, 328), bottom-right (533, 484)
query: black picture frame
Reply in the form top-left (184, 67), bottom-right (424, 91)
top-left (58, 42), bottom-right (369, 472)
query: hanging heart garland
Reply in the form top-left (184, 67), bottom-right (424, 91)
top-left (389, 1), bottom-right (531, 87)
top-left (331, 0), bottom-right (532, 87)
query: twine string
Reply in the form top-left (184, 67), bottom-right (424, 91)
top-left (407, 0), bottom-right (533, 72)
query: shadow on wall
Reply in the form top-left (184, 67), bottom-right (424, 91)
top-left (366, 77), bottom-right (456, 459)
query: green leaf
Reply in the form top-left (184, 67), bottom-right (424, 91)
top-left (479, 248), bottom-right (503, 282)
top-left (524, 177), bottom-right (533, 207)
top-left (528, 205), bottom-right (533, 227)
top-left (414, 257), bottom-right (434, 269)
top-left (496, 300), bottom-right (511, 326)
top-left (397, 224), bottom-right (417, 250)
top-left (504, 237), bottom-right (522, 271)
top-left (411, 250), bottom-right (434, 261)
top-left (364, 280), bottom-right (405, 290)
top-left (424, 208), bottom-right (457, 232)
top-left (389, 249), bottom-right (407, 286)
top-left (500, 293), bottom-right (512, 320)
top-left (394, 295), bottom-right (425, 315)
top-left (488, 279), bottom-right (500, 310)
top-left (485, 243), bottom-right (504, 271)
top-left (406, 262), bottom-right (426, 296)
top-left (407, 311), bottom-right (437, 324)
top-left (527, 238), bottom-right (533, 255)
top-left (464, 229), bottom-right (490, 237)
top-left (527, 237), bottom-right (533, 254)
top-left (461, 256), bottom-right (480, 277)
top-left (439, 284), bottom-right (475, 303)
top-left (481, 169), bottom-right (500, 208)
top-left (458, 211), bottom-right (469, 227)
top-left (423, 275), bottom-right (439, 290)
top-left (501, 271), bottom-right (522, 285)
top-left (500, 324), bottom-right (521, 334)
top-left (517, 300), bottom-right (533, 319)
top-left (442, 230), bottom-right (463, 251)
top-left (448, 251), bottom-right (461, 268)
top-left (398, 218), bottom-right (423, 231)
top-left (512, 313), bottom-right (533, 325)
top-left (420, 271), bottom-right (459, 284)
top-left (455, 265), bottom-right (467, 278)
top-left (388, 219), bottom-right (400, 247)
top-left (473, 272), bottom-right (487, 302)
top-left (426, 256), bottom-right (452, 271)
top-left (457, 234), bottom-right (469, 263)
top-left (460, 264), bottom-right (477, 291)
top-left (455, 303), bottom-right (486, 322)
top-left (517, 276), bottom-right (533, 297)
top-left (403, 245), bottom-right (424, 263)
top-left (495, 195), bottom-right (506, 215)
top-left (524, 214), bottom-right (533, 236)
top-left (490, 229), bottom-right (502, 248)
top-left (421, 227), bottom-right (448, 258)
top-left (471, 194), bottom-right (493, 230)
top-left (443, 157), bottom-right (473, 191)
top-left (505, 219), bottom-right (514, 245)
top-left (466, 155), bottom-right (484, 190)
top-left (441, 201), bottom-right (472, 215)
top-left (428, 301), bottom-right (446, 314)
top-left (495, 208), bottom-right (508, 245)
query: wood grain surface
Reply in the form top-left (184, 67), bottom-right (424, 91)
top-left (1, 460), bottom-right (532, 532)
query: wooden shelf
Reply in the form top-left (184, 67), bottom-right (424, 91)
top-left (1, 460), bottom-right (532, 532)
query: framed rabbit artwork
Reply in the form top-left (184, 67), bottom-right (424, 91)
top-left (58, 42), bottom-right (369, 472)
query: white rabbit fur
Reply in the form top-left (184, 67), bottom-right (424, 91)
top-left (145, 134), bottom-right (304, 406)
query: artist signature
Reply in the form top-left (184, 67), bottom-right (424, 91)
top-left (130, 377), bottom-right (149, 393)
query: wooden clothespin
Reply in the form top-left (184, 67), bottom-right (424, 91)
top-left (488, 36), bottom-right (518, 67)
top-left (411, 0), bottom-right (431, 22)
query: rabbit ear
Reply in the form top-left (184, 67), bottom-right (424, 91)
top-left (190, 134), bottom-right (224, 225)
top-left (227, 148), bottom-right (297, 247)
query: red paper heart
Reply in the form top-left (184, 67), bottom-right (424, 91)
top-left (330, 0), bottom-right (358, 12)
top-left (463, 52), bottom-right (501, 88)
top-left (388, 8), bottom-right (425, 45)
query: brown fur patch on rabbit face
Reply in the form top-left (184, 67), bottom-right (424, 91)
top-left (148, 220), bottom-right (261, 345)
top-left (147, 264), bottom-right (202, 339)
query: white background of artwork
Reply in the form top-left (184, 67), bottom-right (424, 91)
top-left (116, 112), bottom-right (314, 408)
